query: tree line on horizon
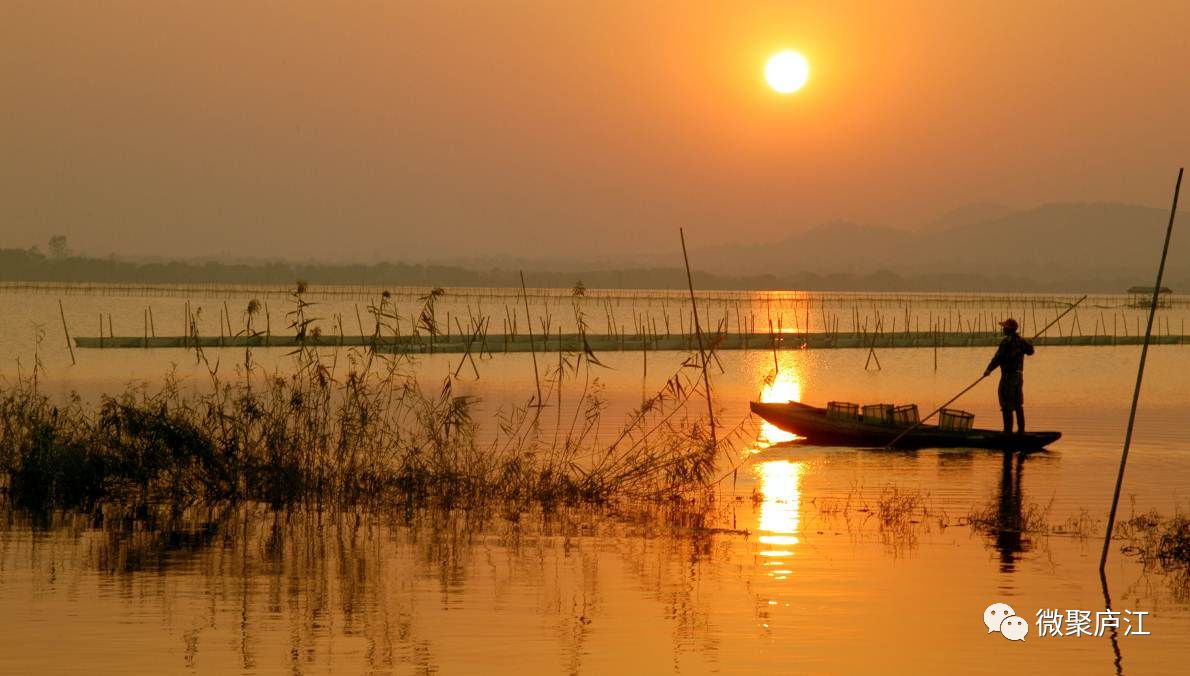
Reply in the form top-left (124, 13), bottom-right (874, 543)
top-left (0, 241), bottom-right (1153, 294)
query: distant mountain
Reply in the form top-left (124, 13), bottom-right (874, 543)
top-left (920, 203), bottom-right (1018, 232)
top-left (928, 202), bottom-right (1170, 281)
top-left (697, 220), bottom-right (916, 276)
top-left (1, 202), bottom-right (1180, 292)
top-left (693, 202), bottom-right (1182, 291)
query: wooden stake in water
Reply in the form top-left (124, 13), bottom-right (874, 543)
top-left (680, 228), bottom-right (716, 447)
top-left (1100, 167), bottom-right (1183, 573)
top-left (768, 318), bottom-right (779, 373)
top-left (642, 326), bottom-right (648, 406)
top-left (59, 299), bottom-right (76, 365)
top-left (520, 271), bottom-right (543, 407)
top-left (556, 327), bottom-right (563, 445)
top-left (864, 315), bottom-right (883, 371)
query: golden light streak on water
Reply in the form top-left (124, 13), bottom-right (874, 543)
top-left (758, 535), bottom-right (799, 546)
top-left (756, 370), bottom-right (802, 444)
top-left (756, 460), bottom-right (802, 536)
top-left (755, 459), bottom-right (803, 579)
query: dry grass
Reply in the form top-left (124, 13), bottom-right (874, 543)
top-left (1118, 508), bottom-right (1190, 569)
top-left (798, 483), bottom-right (942, 555)
top-left (966, 498), bottom-right (1053, 536)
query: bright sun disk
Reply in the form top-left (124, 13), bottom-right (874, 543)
top-left (765, 51), bottom-right (809, 94)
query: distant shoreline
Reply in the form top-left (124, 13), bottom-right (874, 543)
top-left (0, 248), bottom-right (1162, 294)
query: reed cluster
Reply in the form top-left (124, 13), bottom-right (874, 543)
top-left (1, 286), bottom-right (725, 511)
top-left (1119, 510), bottom-right (1190, 569)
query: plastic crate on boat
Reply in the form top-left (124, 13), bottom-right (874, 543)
top-left (893, 404), bottom-right (920, 425)
top-left (826, 401), bottom-right (859, 421)
top-left (938, 408), bottom-right (974, 432)
top-left (862, 404), bottom-right (894, 424)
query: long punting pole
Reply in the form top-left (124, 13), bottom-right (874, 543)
top-left (680, 228), bottom-right (716, 447)
top-left (1100, 167), bottom-right (1183, 573)
top-left (884, 295), bottom-right (1087, 449)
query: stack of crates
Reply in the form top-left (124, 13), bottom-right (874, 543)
top-left (938, 408), bottom-right (975, 432)
top-left (893, 404), bottom-right (920, 425)
top-left (826, 401), bottom-right (859, 421)
top-left (862, 404), bottom-right (895, 425)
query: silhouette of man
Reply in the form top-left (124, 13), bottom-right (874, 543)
top-left (984, 318), bottom-right (1034, 434)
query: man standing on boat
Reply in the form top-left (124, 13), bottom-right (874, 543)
top-left (984, 318), bottom-right (1034, 434)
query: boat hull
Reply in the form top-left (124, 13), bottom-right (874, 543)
top-left (750, 401), bottom-right (1061, 451)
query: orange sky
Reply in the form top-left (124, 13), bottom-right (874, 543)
top-left (2, 1), bottom-right (1189, 261)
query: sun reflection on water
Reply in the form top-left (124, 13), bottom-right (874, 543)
top-left (757, 371), bottom-right (801, 445)
top-left (755, 460), bottom-right (803, 578)
top-left (746, 357), bottom-right (809, 580)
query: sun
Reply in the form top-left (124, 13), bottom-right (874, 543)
top-left (765, 50), bottom-right (809, 94)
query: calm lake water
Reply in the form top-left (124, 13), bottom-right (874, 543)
top-left (1, 286), bottom-right (1189, 674)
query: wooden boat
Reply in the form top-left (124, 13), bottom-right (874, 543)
top-left (750, 401), bottom-right (1061, 451)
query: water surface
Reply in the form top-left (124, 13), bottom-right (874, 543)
top-left (2, 286), bottom-right (1188, 674)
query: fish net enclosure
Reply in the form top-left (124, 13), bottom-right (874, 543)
top-left (938, 408), bottom-right (975, 432)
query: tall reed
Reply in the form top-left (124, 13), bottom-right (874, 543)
top-left (0, 284), bottom-right (727, 511)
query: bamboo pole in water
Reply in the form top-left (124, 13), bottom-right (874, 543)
top-left (1101, 167), bottom-right (1183, 573)
top-left (864, 315), bottom-right (882, 371)
top-left (932, 319), bottom-right (938, 370)
top-left (680, 228), bottom-right (716, 446)
top-left (519, 271), bottom-right (542, 407)
top-left (556, 327), bottom-right (563, 441)
top-left (451, 316), bottom-right (481, 379)
top-left (768, 318), bottom-right (779, 374)
top-left (642, 324), bottom-right (648, 406)
top-left (59, 300), bottom-right (76, 365)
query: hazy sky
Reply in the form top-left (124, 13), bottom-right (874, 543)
top-left (3, 1), bottom-right (1189, 261)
